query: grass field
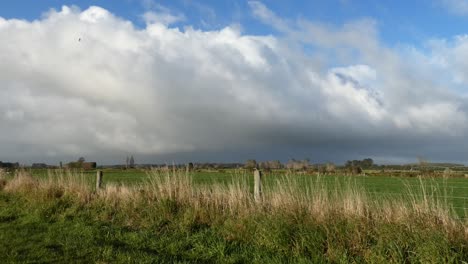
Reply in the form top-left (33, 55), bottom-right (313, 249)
top-left (27, 168), bottom-right (468, 218)
top-left (0, 169), bottom-right (467, 263)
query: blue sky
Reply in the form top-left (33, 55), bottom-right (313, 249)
top-left (2, 0), bottom-right (468, 46)
top-left (1, 1), bottom-right (468, 164)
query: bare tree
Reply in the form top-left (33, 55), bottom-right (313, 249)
top-left (245, 159), bottom-right (257, 171)
top-left (287, 159), bottom-right (310, 171)
top-left (326, 163), bottom-right (336, 174)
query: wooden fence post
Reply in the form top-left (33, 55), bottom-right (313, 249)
top-left (254, 169), bottom-right (262, 202)
top-left (96, 170), bottom-right (103, 190)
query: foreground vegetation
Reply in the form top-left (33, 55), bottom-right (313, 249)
top-left (27, 168), bottom-right (468, 218)
top-left (0, 169), bottom-right (467, 263)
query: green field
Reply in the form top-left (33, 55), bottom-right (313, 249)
top-left (28, 169), bottom-right (468, 218)
top-left (1, 169), bottom-right (467, 263)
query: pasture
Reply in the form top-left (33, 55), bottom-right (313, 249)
top-left (0, 168), bottom-right (467, 263)
top-left (27, 168), bottom-right (468, 218)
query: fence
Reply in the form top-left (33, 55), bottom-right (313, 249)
top-left (93, 169), bottom-right (467, 217)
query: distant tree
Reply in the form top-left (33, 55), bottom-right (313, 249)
top-left (129, 156), bottom-right (135, 168)
top-left (355, 166), bottom-right (363, 174)
top-left (443, 167), bottom-right (452, 178)
top-left (126, 156), bottom-right (129, 169)
top-left (78, 157), bottom-right (85, 163)
top-left (287, 159), bottom-right (310, 171)
top-left (347, 166), bottom-right (362, 175)
top-left (269, 160), bottom-right (283, 169)
top-left (259, 161), bottom-right (273, 173)
top-left (417, 156), bottom-right (428, 166)
top-left (187, 162), bottom-right (194, 172)
top-left (417, 156), bottom-right (436, 175)
top-left (345, 158), bottom-right (374, 170)
top-left (245, 159), bottom-right (257, 171)
top-left (362, 158), bottom-right (374, 169)
top-left (325, 163), bottom-right (336, 174)
top-left (318, 165), bottom-right (327, 174)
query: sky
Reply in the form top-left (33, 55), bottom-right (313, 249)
top-left (1, 0), bottom-right (468, 165)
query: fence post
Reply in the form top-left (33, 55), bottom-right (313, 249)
top-left (96, 170), bottom-right (103, 190)
top-left (254, 169), bottom-right (262, 202)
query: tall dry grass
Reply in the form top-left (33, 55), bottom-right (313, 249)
top-left (1, 168), bottom-right (466, 239)
top-left (3, 169), bottom-right (92, 202)
top-left (0, 168), bottom-right (7, 190)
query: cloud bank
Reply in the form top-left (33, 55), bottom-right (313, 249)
top-left (0, 4), bottom-right (467, 164)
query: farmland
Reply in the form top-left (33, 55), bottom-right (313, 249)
top-left (0, 168), bottom-right (467, 263)
top-left (27, 168), bottom-right (468, 218)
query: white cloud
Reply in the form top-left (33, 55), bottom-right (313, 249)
top-left (142, 11), bottom-right (185, 25)
top-left (248, 1), bottom-right (290, 32)
top-left (0, 4), bottom-right (467, 163)
top-left (79, 6), bottom-right (111, 23)
top-left (141, 2), bottom-right (185, 25)
top-left (440, 0), bottom-right (468, 16)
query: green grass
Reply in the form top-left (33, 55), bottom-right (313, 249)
top-left (0, 190), bottom-right (466, 263)
top-left (27, 169), bottom-right (468, 218)
top-left (1, 169), bottom-right (466, 262)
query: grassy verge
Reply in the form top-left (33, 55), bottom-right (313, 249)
top-left (0, 170), bottom-right (467, 263)
top-left (26, 168), bottom-right (468, 218)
